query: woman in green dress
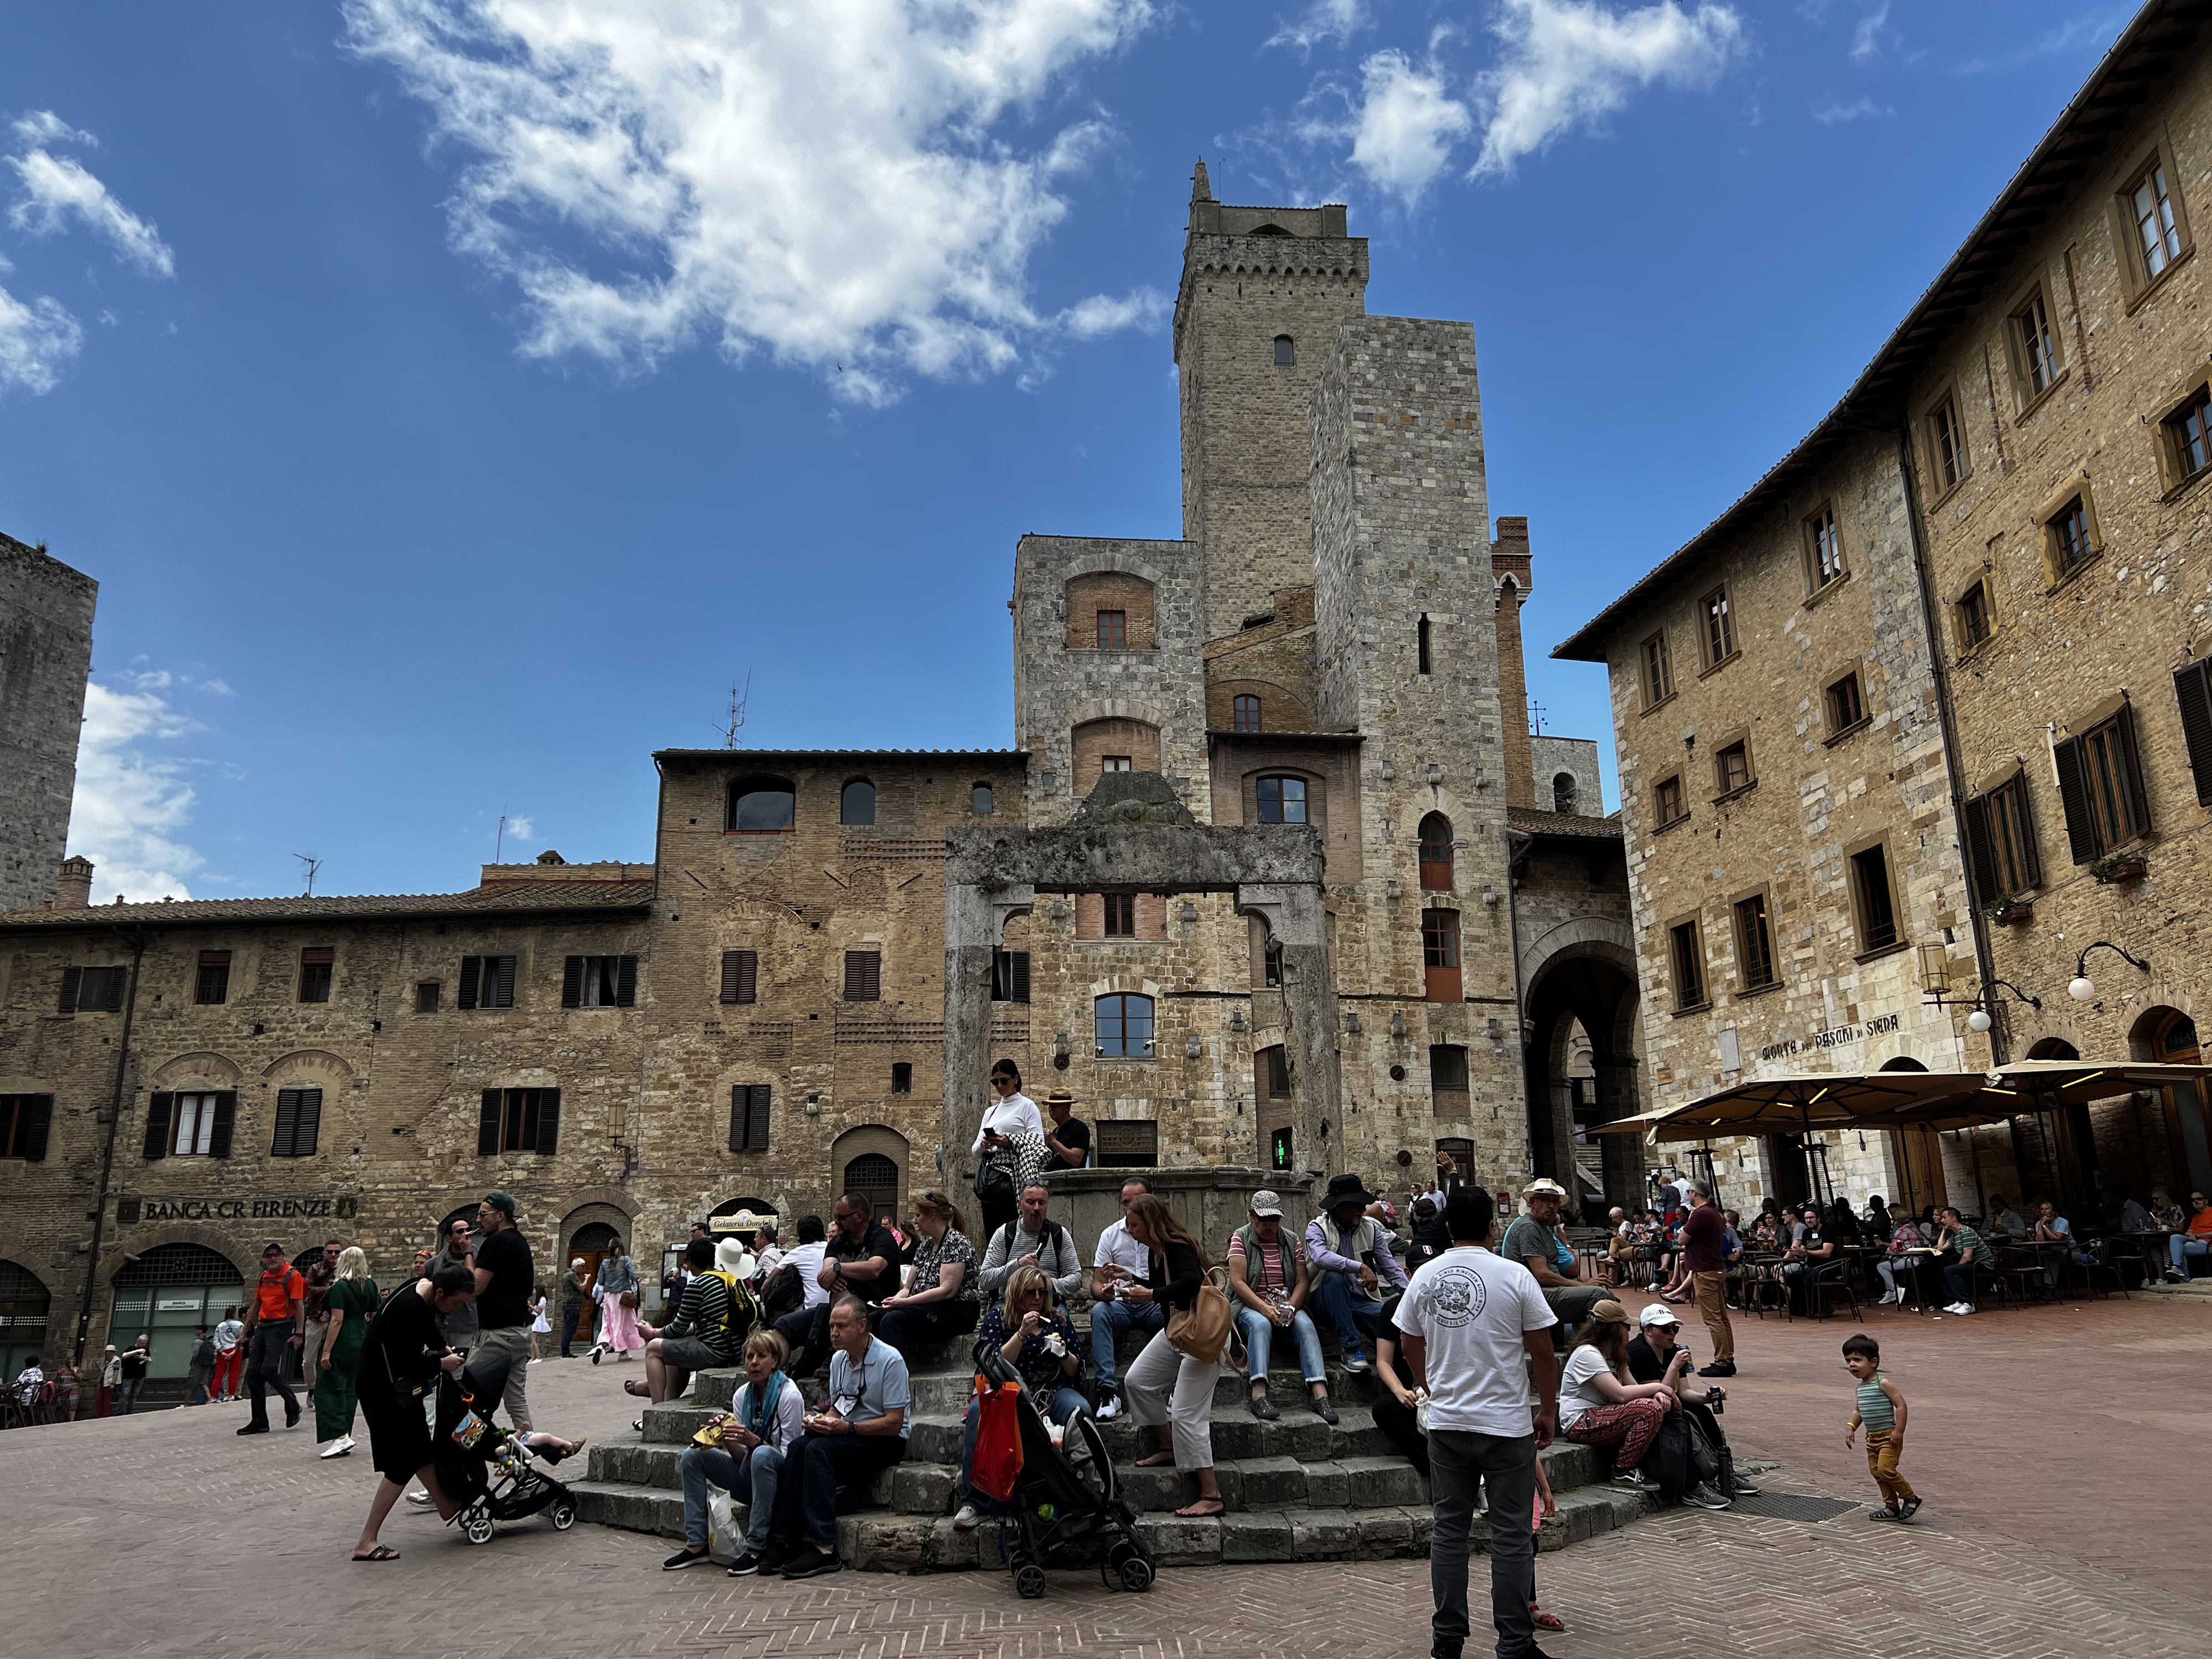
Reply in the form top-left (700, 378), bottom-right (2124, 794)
top-left (316, 1246), bottom-right (379, 1456)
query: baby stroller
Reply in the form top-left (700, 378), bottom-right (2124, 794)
top-left (969, 1339), bottom-right (1155, 1599)
top-left (434, 1349), bottom-right (579, 1545)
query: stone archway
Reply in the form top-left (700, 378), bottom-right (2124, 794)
top-left (1520, 932), bottom-right (1640, 1214)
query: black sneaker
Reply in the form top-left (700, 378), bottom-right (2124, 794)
top-left (236, 1422), bottom-right (269, 1436)
top-left (1682, 1483), bottom-right (1731, 1510)
top-left (780, 1544), bottom-right (842, 1579)
top-left (284, 1406), bottom-right (301, 1429)
top-left (662, 1546), bottom-right (712, 1570)
top-left (1698, 1361), bottom-right (1736, 1377)
top-left (1728, 1478), bottom-right (1764, 1498)
top-left (1611, 1468), bottom-right (1658, 1493)
top-left (726, 1550), bottom-right (768, 1577)
top-left (1248, 1395), bottom-right (1279, 1421)
top-left (1311, 1395), bottom-right (1338, 1426)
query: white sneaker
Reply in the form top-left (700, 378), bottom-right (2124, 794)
top-left (1876, 1291), bottom-right (1897, 1305)
top-left (405, 1488), bottom-right (434, 1505)
top-left (318, 1435), bottom-right (355, 1459)
top-left (1955, 1303), bottom-right (1974, 1316)
top-left (952, 1504), bottom-right (980, 1531)
top-left (1097, 1396), bottom-right (1121, 1422)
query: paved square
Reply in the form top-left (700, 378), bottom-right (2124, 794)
top-left (5, 1293), bottom-right (2205, 1658)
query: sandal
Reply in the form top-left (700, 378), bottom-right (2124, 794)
top-left (623, 1380), bottom-right (651, 1399)
top-left (351, 1545), bottom-right (400, 1562)
top-left (1175, 1499), bottom-right (1225, 1517)
top-left (1133, 1451), bottom-right (1177, 1468)
top-left (1531, 1609), bottom-right (1564, 1632)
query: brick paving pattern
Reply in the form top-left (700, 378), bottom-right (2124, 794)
top-left (3, 1295), bottom-right (2205, 1658)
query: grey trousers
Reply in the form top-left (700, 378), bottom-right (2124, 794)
top-left (473, 1326), bottom-right (534, 1430)
top-left (1429, 1427), bottom-right (1538, 1659)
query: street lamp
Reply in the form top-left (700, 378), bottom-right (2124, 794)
top-left (1961, 978), bottom-right (2040, 1033)
top-left (2069, 941), bottom-right (2151, 1003)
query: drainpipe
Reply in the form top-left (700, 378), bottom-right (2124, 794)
top-left (75, 930), bottom-right (148, 1366)
top-left (1896, 425), bottom-right (2006, 1067)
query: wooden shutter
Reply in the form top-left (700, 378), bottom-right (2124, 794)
top-left (102, 967), bottom-right (126, 1011)
top-left (1962, 793), bottom-right (2000, 906)
top-left (478, 1089), bottom-right (502, 1155)
top-left (58, 967), bottom-right (80, 1014)
top-left (2052, 735), bottom-right (2096, 863)
top-left (561, 957), bottom-right (584, 1008)
top-left (615, 956), bottom-right (637, 1006)
top-left (2012, 778), bottom-right (2044, 889)
top-left (533, 1089), bottom-right (560, 1154)
top-left (844, 951), bottom-right (880, 1001)
top-left (2116, 704), bottom-right (2153, 837)
top-left (721, 949), bottom-right (758, 1005)
top-left (2176, 659), bottom-right (2212, 805)
top-left (493, 955), bottom-right (517, 1008)
top-left (20, 1095), bottom-right (51, 1162)
top-left (208, 1092), bottom-right (236, 1159)
top-left (459, 957), bottom-right (482, 1010)
top-left (1010, 951), bottom-right (1030, 1003)
top-left (273, 1088), bottom-right (322, 1158)
top-left (728, 1084), bottom-right (770, 1152)
top-left (143, 1092), bottom-right (173, 1160)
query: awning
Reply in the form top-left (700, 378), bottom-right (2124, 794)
top-left (1980, 1060), bottom-right (2212, 1107)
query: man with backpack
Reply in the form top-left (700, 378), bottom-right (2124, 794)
top-left (638, 1237), bottom-right (752, 1414)
top-left (977, 1179), bottom-right (1085, 1305)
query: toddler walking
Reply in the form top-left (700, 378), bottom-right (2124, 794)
top-left (1842, 1332), bottom-right (1920, 1521)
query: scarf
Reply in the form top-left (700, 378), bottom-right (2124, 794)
top-left (743, 1368), bottom-right (786, 1442)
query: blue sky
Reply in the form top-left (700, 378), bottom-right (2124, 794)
top-left (0, 1), bottom-right (2136, 902)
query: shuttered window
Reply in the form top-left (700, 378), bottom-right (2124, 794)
top-left (458, 955), bottom-right (518, 1010)
top-left (478, 1088), bottom-right (560, 1155)
top-left (1963, 773), bottom-right (2043, 904)
top-left (298, 946), bottom-right (334, 1004)
top-left (561, 954), bottom-right (637, 1008)
top-left (1, 1094), bottom-right (53, 1161)
top-left (60, 965), bottom-right (126, 1014)
top-left (991, 950), bottom-right (1030, 1003)
top-left (2053, 707), bottom-right (2150, 863)
top-left (271, 1087), bottom-right (323, 1158)
top-left (729, 1084), bottom-right (771, 1152)
top-left (843, 951), bottom-right (881, 1001)
top-left (146, 1091), bottom-right (234, 1160)
top-left (721, 949), bottom-right (758, 1005)
top-left (2174, 658), bottom-right (2212, 806)
top-left (195, 950), bottom-right (231, 1005)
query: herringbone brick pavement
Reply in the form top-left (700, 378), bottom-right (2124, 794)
top-left (5, 1297), bottom-right (2205, 1658)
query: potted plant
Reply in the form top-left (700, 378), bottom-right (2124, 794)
top-left (2091, 851), bottom-right (2148, 884)
top-left (1987, 893), bottom-right (2034, 926)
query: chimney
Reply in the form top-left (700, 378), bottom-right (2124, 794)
top-left (55, 856), bottom-right (93, 910)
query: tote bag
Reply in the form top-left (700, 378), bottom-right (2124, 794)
top-left (1166, 1266), bottom-right (1235, 1365)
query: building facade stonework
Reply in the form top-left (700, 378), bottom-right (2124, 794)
top-left (1559, 0), bottom-right (2212, 1221)
top-left (0, 176), bottom-right (1638, 1391)
top-left (0, 532), bottom-right (96, 914)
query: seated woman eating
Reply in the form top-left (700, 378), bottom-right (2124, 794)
top-left (952, 1264), bottom-right (1087, 1530)
top-left (1557, 1298), bottom-right (1674, 1494)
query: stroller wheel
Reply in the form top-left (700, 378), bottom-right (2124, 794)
top-left (1013, 1563), bottom-right (1048, 1600)
top-left (463, 1512), bottom-right (495, 1546)
top-left (549, 1499), bottom-right (577, 1531)
top-left (1117, 1554), bottom-right (1155, 1594)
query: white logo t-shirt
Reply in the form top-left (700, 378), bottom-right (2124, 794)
top-left (1394, 1245), bottom-right (1555, 1438)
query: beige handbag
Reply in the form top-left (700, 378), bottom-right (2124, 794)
top-left (1166, 1265), bottom-right (1235, 1364)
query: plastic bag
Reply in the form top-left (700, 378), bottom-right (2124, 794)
top-left (971, 1379), bottom-right (1026, 1503)
top-left (706, 1488), bottom-right (746, 1565)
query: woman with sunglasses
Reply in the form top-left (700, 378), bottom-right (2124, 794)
top-left (877, 1191), bottom-right (981, 1354)
top-left (974, 1059), bottom-right (1046, 1240)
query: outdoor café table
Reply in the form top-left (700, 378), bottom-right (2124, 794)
top-left (1893, 1246), bottom-right (1943, 1311)
top-left (2121, 1229), bottom-right (2177, 1282)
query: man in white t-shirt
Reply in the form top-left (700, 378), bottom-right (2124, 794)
top-left (1396, 1187), bottom-right (1560, 1659)
top-left (1088, 1177), bottom-right (1160, 1420)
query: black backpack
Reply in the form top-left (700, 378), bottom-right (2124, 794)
top-left (998, 1218), bottom-right (1074, 1273)
top-left (759, 1262), bottom-right (804, 1322)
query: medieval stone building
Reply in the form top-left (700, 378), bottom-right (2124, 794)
top-left (0, 178), bottom-right (1635, 1391)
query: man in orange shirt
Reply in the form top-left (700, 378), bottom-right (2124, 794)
top-left (238, 1240), bottom-right (305, 1435)
top-left (2165, 1191), bottom-right (2212, 1281)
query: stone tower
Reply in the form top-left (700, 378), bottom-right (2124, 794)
top-left (0, 532), bottom-right (97, 911)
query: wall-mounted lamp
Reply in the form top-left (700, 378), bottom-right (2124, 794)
top-left (1485, 1016), bottom-right (1504, 1042)
top-left (1229, 1008), bottom-right (1246, 1032)
top-left (1347, 1011), bottom-right (1362, 1034)
top-left (1475, 766), bottom-right (1489, 789)
top-left (1427, 763), bottom-right (1443, 786)
top-left (1052, 1031), bottom-right (1070, 1058)
top-left (1180, 901), bottom-right (1198, 922)
top-left (1386, 879), bottom-right (1402, 899)
top-left (1048, 900), bottom-right (1067, 920)
top-left (1963, 978), bottom-right (2041, 1034)
top-left (2070, 940), bottom-right (2151, 1002)
top-left (1481, 885), bottom-right (1498, 907)
top-left (1380, 761), bottom-right (1395, 782)
top-left (1390, 1009), bottom-right (1406, 1038)
top-left (1185, 1035), bottom-right (1204, 1058)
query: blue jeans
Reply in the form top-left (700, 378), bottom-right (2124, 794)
top-left (2171, 1235), bottom-right (2209, 1275)
top-left (771, 1430), bottom-right (906, 1551)
top-left (1235, 1304), bottom-right (1325, 1384)
top-left (959, 1386), bottom-right (1089, 1500)
top-left (1942, 1262), bottom-right (1979, 1305)
top-left (1090, 1297), bottom-right (1165, 1392)
top-left (1310, 1269), bottom-right (1384, 1358)
top-left (681, 1441), bottom-right (785, 1550)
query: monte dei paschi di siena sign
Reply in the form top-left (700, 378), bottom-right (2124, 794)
top-left (1756, 1013), bottom-right (1903, 1067)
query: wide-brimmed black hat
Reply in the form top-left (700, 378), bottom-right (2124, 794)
top-left (1323, 1173), bottom-right (1379, 1209)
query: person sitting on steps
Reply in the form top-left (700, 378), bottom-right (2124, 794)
top-left (1503, 1178), bottom-right (1612, 1343)
top-left (1226, 1190), bottom-right (1337, 1425)
top-left (1088, 1177), bottom-right (1161, 1422)
top-left (1305, 1173), bottom-right (1408, 1374)
top-left (976, 1178), bottom-right (1085, 1306)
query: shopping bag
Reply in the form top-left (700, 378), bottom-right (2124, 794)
top-left (1166, 1267), bottom-right (1234, 1364)
top-left (970, 1378), bottom-right (1026, 1503)
top-left (706, 1488), bottom-right (747, 1565)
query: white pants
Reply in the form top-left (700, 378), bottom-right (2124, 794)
top-left (1123, 1328), bottom-right (1219, 1472)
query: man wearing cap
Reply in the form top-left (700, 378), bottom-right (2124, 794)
top-left (1626, 1302), bottom-right (1757, 1505)
top-left (471, 1192), bottom-right (537, 1435)
top-left (1041, 1089), bottom-right (1091, 1171)
top-left (1305, 1173), bottom-right (1409, 1374)
top-left (1501, 1179), bottom-right (1609, 1340)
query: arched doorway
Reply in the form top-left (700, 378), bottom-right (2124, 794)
top-left (2134, 1008), bottom-right (2212, 1198)
top-left (112, 1244), bottom-right (248, 1390)
top-left (1522, 940), bottom-right (1640, 1214)
top-left (832, 1125), bottom-right (909, 1226)
top-left (1, 1260), bottom-right (52, 1379)
top-left (843, 1155), bottom-right (901, 1225)
top-left (2016, 1038), bottom-right (2099, 1217)
top-left (1877, 1056), bottom-right (1947, 1217)
top-left (709, 1197), bottom-right (778, 1239)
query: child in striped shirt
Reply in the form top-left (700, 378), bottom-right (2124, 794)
top-left (1842, 1332), bottom-right (1920, 1521)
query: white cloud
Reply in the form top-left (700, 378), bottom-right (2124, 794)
top-left (0, 282), bottom-right (81, 395)
top-left (1344, 49), bottom-right (1473, 203)
top-left (343, 0), bottom-right (1161, 404)
top-left (7, 140), bottom-right (175, 277)
top-left (1267, 0), bottom-right (1370, 52)
top-left (1059, 289), bottom-right (1170, 338)
top-left (1470, 0), bottom-right (1746, 178)
top-left (69, 681), bottom-right (207, 903)
top-left (1848, 3), bottom-right (1888, 63)
top-left (504, 815), bottom-right (535, 843)
top-left (1813, 95), bottom-right (1890, 124)
top-left (11, 110), bottom-right (95, 147)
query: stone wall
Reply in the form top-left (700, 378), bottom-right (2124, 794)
top-left (0, 534), bottom-right (96, 913)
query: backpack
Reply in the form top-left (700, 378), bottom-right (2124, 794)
top-left (698, 1270), bottom-right (760, 1349)
top-left (758, 1263), bottom-right (804, 1323)
top-left (998, 1218), bottom-right (1074, 1275)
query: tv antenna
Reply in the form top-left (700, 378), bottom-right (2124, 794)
top-left (714, 671), bottom-right (753, 747)
top-left (295, 853), bottom-right (322, 896)
top-left (1528, 698), bottom-right (1547, 737)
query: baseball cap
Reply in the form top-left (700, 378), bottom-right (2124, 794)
top-left (483, 1190), bottom-right (517, 1217)
top-left (1249, 1190), bottom-right (1285, 1218)
top-left (1639, 1303), bottom-right (1681, 1328)
top-left (1588, 1299), bottom-right (1631, 1326)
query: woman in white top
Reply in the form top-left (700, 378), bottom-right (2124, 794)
top-left (973, 1058), bottom-right (1046, 1239)
top-left (1556, 1300), bottom-right (1676, 1493)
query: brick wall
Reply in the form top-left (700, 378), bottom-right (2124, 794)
top-left (0, 535), bottom-right (96, 912)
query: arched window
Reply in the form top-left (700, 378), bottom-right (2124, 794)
top-left (840, 779), bottom-right (876, 826)
top-left (728, 776), bottom-right (796, 833)
top-left (1417, 614), bottom-right (1433, 675)
top-left (1257, 775), bottom-right (1308, 823)
top-left (1095, 993), bottom-right (1156, 1058)
top-left (971, 783), bottom-right (995, 815)
top-left (1418, 813), bottom-right (1454, 890)
top-left (1274, 335), bottom-right (1295, 366)
top-left (1422, 909), bottom-right (1462, 1003)
top-left (1553, 773), bottom-right (1578, 815)
top-left (2154, 1009), bottom-right (2200, 1061)
top-left (842, 1154), bottom-right (901, 1224)
top-left (111, 1244), bottom-right (248, 1383)
top-left (1233, 694), bottom-right (1262, 733)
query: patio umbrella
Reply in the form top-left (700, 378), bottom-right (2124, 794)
top-left (1628, 1071), bottom-right (1994, 1142)
top-left (1980, 1059), bottom-right (2212, 1107)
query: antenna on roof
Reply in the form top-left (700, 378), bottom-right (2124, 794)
top-left (495, 808), bottom-right (507, 863)
top-left (295, 853), bottom-right (322, 897)
top-left (714, 671), bottom-right (753, 748)
top-left (1528, 699), bottom-right (1546, 737)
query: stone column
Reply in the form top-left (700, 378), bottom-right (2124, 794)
top-left (942, 881), bottom-right (1034, 1182)
top-left (1236, 882), bottom-right (1340, 1178)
